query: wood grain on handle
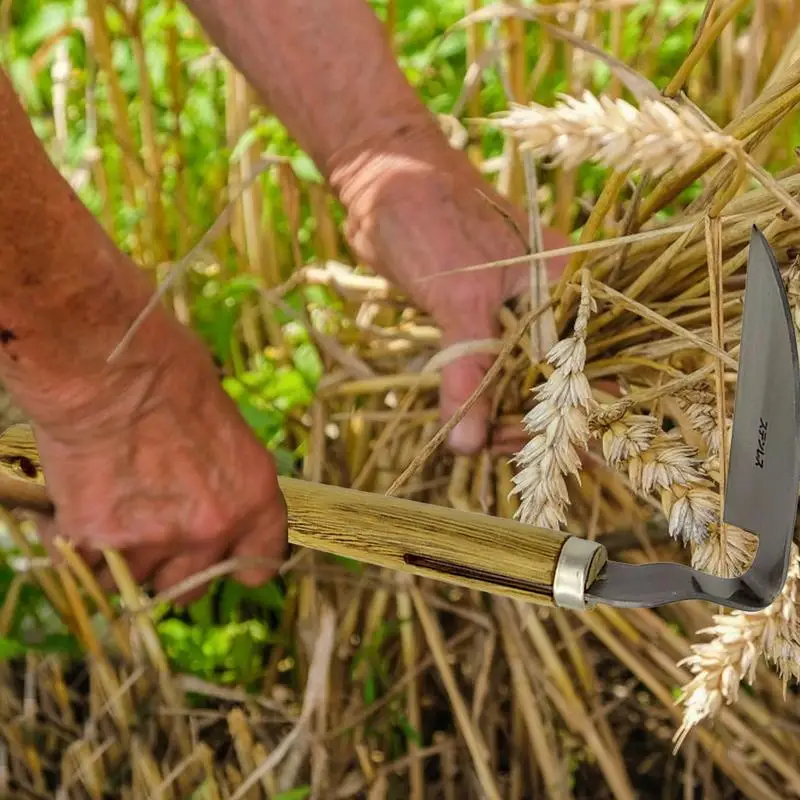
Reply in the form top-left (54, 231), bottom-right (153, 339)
top-left (279, 477), bottom-right (570, 603)
top-left (0, 424), bottom-right (575, 605)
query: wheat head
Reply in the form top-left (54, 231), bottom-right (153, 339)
top-left (511, 270), bottom-right (596, 528)
top-left (493, 90), bottom-right (741, 177)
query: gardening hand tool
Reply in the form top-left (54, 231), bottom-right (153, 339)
top-left (0, 226), bottom-right (796, 612)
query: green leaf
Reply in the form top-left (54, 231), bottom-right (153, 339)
top-left (219, 580), bottom-right (246, 624)
top-left (272, 446), bottom-right (298, 476)
top-left (292, 342), bottom-right (323, 388)
top-left (229, 631), bottom-right (257, 676)
top-left (20, 4), bottom-right (71, 49)
top-left (263, 369), bottom-right (313, 410)
top-left (395, 713), bottom-right (422, 746)
top-left (363, 673), bottom-right (377, 705)
top-left (290, 152), bottom-right (322, 184)
top-left (185, 91), bottom-right (219, 132)
top-left (274, 788), bottom-right (311, 800)
top-left (192, 276), bottom-right (263, 362)
top-left (7, 59), bottom-right (41, 111)
top-left (231, 123), bottom-right (270, 163)
top-left (331, 554), bottom-right (364, 574)
top-left (235, 396), bottom-right (286, 442)
top-left (31, 633), bottom-right (82, 658)
top-left (0, 637), bottom-right (25, 661)
top-left (188, 589), bottom-right (215, 628)
top-left (246, 580), bottom-right (285, 611)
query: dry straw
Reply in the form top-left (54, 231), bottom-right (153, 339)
top-left (500, 76), bottom-right (800, 747)
top-left (6, 2), bottom-right (800, 797)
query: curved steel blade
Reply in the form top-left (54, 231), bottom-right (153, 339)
top-left (585, 225), bottom-right (800, 610)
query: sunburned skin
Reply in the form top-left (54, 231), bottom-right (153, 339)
top-left (0, 72), bottom-right (182, 425)
top-left (0, 70), bottom-right (287, 601)
top-left (185, 0), bottom-right (571, 452)
top-left (0, 0), bottom-right (569, 600)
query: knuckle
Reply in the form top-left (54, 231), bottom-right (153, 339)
top-left (192, 501), bottom-right (233, 544)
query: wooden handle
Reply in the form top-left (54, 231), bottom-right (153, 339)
top-left (279, 477), bottom-right (570, 603)
top-left (0, 424), bottom-right (579, 605)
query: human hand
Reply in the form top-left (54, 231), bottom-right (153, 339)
top-left (29, 307), bottom-right (288, 604)
top-left (332, 125), bottom-right (570, 454)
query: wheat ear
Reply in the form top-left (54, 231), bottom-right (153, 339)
top-left (594, 409), bottom-right (721, 548)
top-left (674, 544), bottom-right (800, 748)
top-left (493, 90), bottom-right (742, 177)
top-left (675, 389), bottom-right (724, 458)
top-left (511, 270), bottom-right (596, 528)
top-left (674, 256), bottom-right (800, 742)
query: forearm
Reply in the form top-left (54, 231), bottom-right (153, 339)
top-left (184, 0), bottom-right (443, 197)
top-left (0, 71), bottom-right (186, 427)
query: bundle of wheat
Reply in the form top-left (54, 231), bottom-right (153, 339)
top-left (4, 1), bottom-right (800, 799)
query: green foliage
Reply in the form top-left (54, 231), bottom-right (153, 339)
top-left (156, 577), bottom-right (287, 686)
top-left (274, 788), bottom-right (312, 800)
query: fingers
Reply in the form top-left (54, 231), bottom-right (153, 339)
top-left (149, 544), bottom-right (226, 605)
top-left (30, 512), bottom-right (101, 572)
top-left (117, 544), bottom-right (172, 588)
top-left (32, 508), bottom-right (215, 600)
top-left (440, 349), bottom-right (495, 454)
top-left (28, 512), bottom-right (118, 594)
top-left (149, 496), bottom-right (288, 604)
top-left (148, 522), bottom-right (286, 607)
top-left (229, 517), bottom-right (290, 588)
top-left (438, 225), bottom-right (574, 456)
top-left (488, 420), bottom-right (528, 455)
top-left (501, 226), bottom-right (572, 300)
top-left (31, 509), bottom-right (288, 607)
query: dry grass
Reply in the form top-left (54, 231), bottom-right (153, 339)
top-left (3, 1), bottom-right (800, 799)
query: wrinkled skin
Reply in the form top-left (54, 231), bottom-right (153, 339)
top-left (1, 0), bottom-right (571, 602)
top-left (336, 127), bottom-right (570, 453)
top-left (31, 313), bottom-right (289, 604)
top-left (31, 149), bottom-right (568, 603)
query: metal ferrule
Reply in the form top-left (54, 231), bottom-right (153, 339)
top-left (553, 537), bottom-right (608, 610)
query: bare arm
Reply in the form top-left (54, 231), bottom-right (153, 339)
top-left (0, 70), bottom-right (196, 432)
top-left (184, 0), bottom-right (439, 198)
top-left (0, 70), bottom-right (286, 598)
top-left (185, 0), bottom-right (569, 453)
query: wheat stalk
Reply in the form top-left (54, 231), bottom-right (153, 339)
top-left (511, 270), bottom-right (596, 528)
top-left (493, 90), bottom-right (742, 177)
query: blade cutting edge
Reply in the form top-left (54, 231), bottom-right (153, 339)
top-left (722, 225), bottom-right (800, 596)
